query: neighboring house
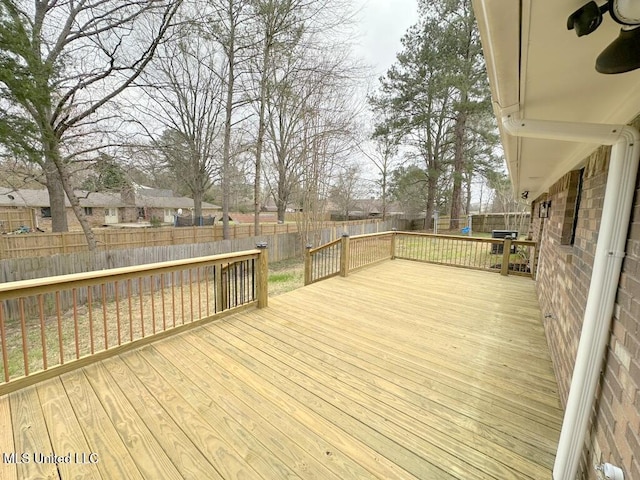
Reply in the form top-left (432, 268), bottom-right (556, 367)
top-left (0, 188), bottom-right (125, 230)
top-left (328, 199), bottom-right (405, 220)
top-left (475, 1), bottom-right (640, 479)
top-left (0, 187), bottom-right (220, 230)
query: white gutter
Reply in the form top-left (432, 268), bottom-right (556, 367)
top-left (502, 115), bottom-right (640, 480)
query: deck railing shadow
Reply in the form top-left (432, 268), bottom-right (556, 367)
top-left (305, 230), bottom-right (537, 285)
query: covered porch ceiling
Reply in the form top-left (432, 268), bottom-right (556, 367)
top-left (473, 0), bottom-right (640, 200)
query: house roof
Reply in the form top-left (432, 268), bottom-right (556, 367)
top-left (0, 188), bottom-right (220, 210)
top-left (473, 0), bottom-right (640, 199)
top-left (0, 188), bottom-right (125, 208)
top-left (135, 193), bottom-right (219, 210)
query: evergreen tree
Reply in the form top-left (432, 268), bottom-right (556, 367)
top-left (370, 0), bottom-right (500, 229)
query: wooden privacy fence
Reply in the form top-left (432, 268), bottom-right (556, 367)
top-left (0, 219), bottom-right (389, 259)
top-left (0, 209), bottom-right (35, 233)
top-left (0, 234), bottom-right (301, 285)
top-left (0, 219), bottom-right (394, 284)
top-left (0, 247), bottom-right (269, 394)
top-left (305, 231), bottom-right (538, 284)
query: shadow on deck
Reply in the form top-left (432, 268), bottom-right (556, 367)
top-left (0, 260), bottom-right (562, 480)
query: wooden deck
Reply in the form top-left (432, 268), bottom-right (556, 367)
top-left (0, 260), bottom-right (563, 479)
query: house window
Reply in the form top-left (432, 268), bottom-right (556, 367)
top-left (41, 207), bottom-right (51, 218)
top-left (560, 168), bottom-right (584, 245)
top-left (569, 169), bottom-right (584, 245)
top-left (84, 207), bottom-right (93, 216)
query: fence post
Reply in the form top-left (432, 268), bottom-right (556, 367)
top-left (501, 238), bottom-right (512, 276)
top-left (340, 233), bottom-right (350, 277)
top-left (256, 242), bottom-right (269, 308)
top-left (390, 228), bottom-right (397, 260)
top-left (304, 244), bottom-right (313, 285)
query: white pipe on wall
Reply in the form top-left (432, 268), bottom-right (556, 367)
top-left (502, 115), bottom-right (640, 480)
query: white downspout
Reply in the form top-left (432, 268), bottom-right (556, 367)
top-left (502, 115), bottom-right (640, 480)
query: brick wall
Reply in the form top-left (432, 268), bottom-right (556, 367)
top-left (37, 207), bottom-right (107, 231)
top-left (532, 132), bottom-right (640, 478)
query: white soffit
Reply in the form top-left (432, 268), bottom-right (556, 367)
top-left (474, 0), bottom-right (640, 199)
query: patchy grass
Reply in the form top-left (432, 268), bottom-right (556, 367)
top-left (268, 258), bottom-right (304, 297)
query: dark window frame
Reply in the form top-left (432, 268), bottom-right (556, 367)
top-left (569, 168), bottom-right (584, 245)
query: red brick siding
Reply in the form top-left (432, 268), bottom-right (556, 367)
top-left (532, 131), bottom-right (640, 478)
top-left (37, 207), bottom-right (107, 231)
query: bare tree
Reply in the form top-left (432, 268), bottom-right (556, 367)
top-left (263, 35), bottom-right (364, 220)
top-left (361, 126), bottom-right (400, 221)
top-left (294, 81), bottom-right (357, 247)
top-left (330, 164), bottom-right (362, 220)
top-left (136, 27), bottom-right (225, 223)
top-left (0, 0), bottom-right (182, 249)
top-left (204, 0), bottom-right (255, 239)
top-left (247, 0), bottom-right (347, 234)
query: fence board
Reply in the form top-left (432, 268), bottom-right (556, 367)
top-left (0, 209), bottom-right (35, 233)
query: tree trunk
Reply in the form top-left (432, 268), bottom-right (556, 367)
top-left (425, 174), bottom-right (437, 232)
top-left (47, 142), bottom-right (97, 249)
top-left (254, 37), bottom-right (271, 236)
top-left (465, 173), bottom-right (472, 215)
top-left (221, 9), bottom-right (236, 241)
top-left (193, 188), bottom-right (203, 225)
top-left (276, 201), bottom-right (286, 223)
top-left (449, 109), bottom-right (467, 230)
top-left (44, 163), bottom-right (69, 233)
top-left (276, 152), bottom-right (288, 223)
top-left (381, 169), bottom-right (388, 221)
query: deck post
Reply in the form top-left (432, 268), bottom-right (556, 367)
top-left (304, 244), bottom-right (313, 286)
top-left (390, 229), bottom-right (397, 260)
top-left (256, 243), bottom-right (269, 308)
top-left (340, 233), bottom-right (350, 277)
top-left (501, 238), bottom-right (512, 276)
top-left (215, 264), bottom-right (225, 312)
top-left (531, 242), bottom-right (538, 280)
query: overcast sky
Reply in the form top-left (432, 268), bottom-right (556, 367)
top-left (353, 0), bottom-right (420, 79)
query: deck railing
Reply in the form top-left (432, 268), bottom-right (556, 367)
top-left (0, 246), bottom-right (269, 394)
top-left (304, 238), bottom-right (342, 284)
top-left (395, 232), bottom-right (537, 276)
top-left (304, 231), bottom-right (537, 285)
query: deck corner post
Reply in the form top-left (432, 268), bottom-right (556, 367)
top-left (391, 228), bottom-right (398, 260)
top-left (340, 233), bottom-right (350, 277)
top-left (304, 244), bottom-right (313, 285)
top-left (501, 238), bottom-right (512, 276)
top-left (256, 242), bottom-right (269, 308)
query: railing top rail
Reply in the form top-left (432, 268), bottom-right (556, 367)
top-left (397, 231), bottom-right (511, 243)
top-left (513, 240), bottom-right (536, 247)
top-left (308, 238), bottom-right (341, 255)
top-left (0, 249), bottom-right (261, 298)
top-left (349, 231), bottom-right (395, 241)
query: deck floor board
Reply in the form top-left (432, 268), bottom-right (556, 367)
top-left (1, 260), bottom-right (562, 479)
